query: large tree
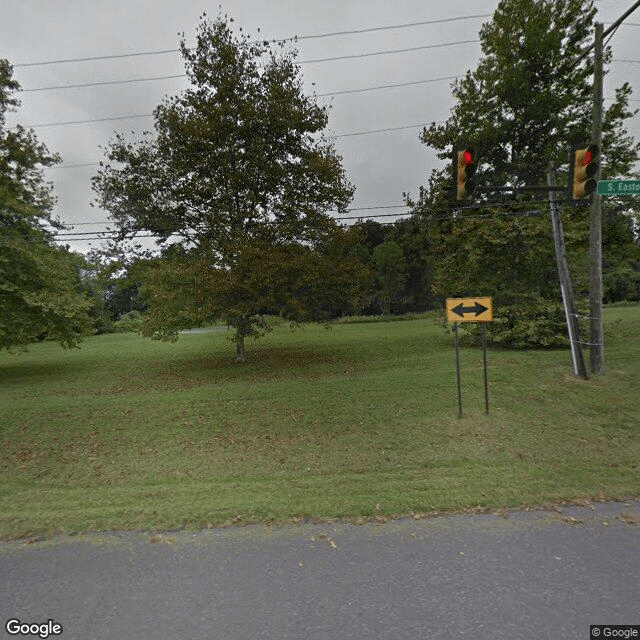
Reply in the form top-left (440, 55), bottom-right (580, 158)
top-left (408, 0), bottom-right (639, 346)
top-left (0, 60), bottom-right (92, 350)
top-left (93, 14), bottom-right (365, 360)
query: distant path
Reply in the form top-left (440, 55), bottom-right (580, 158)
top-left (179, 326), bottom-right (230, 334)
top-left (1, 500), bottom-right (638, 639)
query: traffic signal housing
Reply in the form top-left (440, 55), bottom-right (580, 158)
top-left (452, 145), bottom-right (477, 202)
top-left (568, 144), bottom-right (599, 203)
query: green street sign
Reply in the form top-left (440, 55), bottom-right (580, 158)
top-left (596, 180), bottom-right (640, 195)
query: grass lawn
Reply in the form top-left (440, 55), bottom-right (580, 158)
top-left (1, 307), bottom-right (639, 538)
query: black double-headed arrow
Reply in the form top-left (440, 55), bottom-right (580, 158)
top-left (451, 301), bottom-right (489, 318)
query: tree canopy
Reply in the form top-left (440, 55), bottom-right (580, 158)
top-left (408, 0), bottom-right (640, 346)
top-left (0, 60), bottom-right (92, 350)
top-left (93, 14), bottom-right (366, 360)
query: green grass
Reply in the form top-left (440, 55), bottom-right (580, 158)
top-left (1, 308), bottom-right (639, 538)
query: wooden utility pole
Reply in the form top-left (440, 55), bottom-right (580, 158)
top-left (568, 4), bottom-right (640, 374)
top-left (548, 162), bottom-right (588, 380)
top-left (589, 22), bottom-right (605, 375)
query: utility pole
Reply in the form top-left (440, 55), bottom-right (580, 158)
top-left (589, 22), bottom-right (605, 375)
top-left (568, 3), bottom-right (640, 375)
top-left (548, 162), bottom-right (588, 380)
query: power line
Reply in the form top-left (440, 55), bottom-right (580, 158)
top-left (52, 204), bottom-right (414, 230)
top-left (25, 75), bottom-right (459, 129)
top-left (15, 50), bottom-right (181, 68)
top-left (318, 75), bottom-right (459, 96)
top-left (333, 122), bottom-right (433, 138)
top-left (13, 14), bottom-right (491, 68)
top-left (19, 39), bottom-right (477, 93)
top-left (21, 77), bottom-right (636, 132)
top-left (299, 39), bottom-right (479, 65)
top-left (288, 14), bottom-right (490, 41)
top-left (49, 162), bottom-right (100, 169)
top-left (28, 114), bottom-right (154, 129)
top-left (52, 200), bottom-right (551, 232)
top-left (21, 73), bottom-right (186, 93)
top-left (46, 120), bottom-right (443, 169)
top-left (22, 200), bottom-right (548, 243)
top-left (0, 204), bottom-right (548, 245)
top-left (58, 207), bottom-right (541, 239)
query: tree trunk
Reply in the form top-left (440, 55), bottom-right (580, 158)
top-left (234, 316), bottom-right (247, 362)
top-left (235, 332), bottom-right (245, 362)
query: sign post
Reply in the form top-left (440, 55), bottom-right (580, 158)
top-left (482, 324), bottom-right (489, 415)
top-left (454, 322), bottom-right (463, 418)
top-left (446, 297), bottom-right (493, 417)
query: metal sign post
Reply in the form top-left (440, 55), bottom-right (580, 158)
top-left (454, 322), bottom-right (463, 418)
top-left (481, 324), bottom-right (489, 415)
top-left (446, 297), bottom-right (493, 417)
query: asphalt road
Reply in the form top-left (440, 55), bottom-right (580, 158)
top-left (1, 500), bottom-right (638, 640)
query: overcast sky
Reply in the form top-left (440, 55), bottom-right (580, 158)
top-left (2, 0), bottom-right (639, 253)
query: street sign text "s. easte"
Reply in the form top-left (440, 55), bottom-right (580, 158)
top-left (596, 180), bottom-right (640, 195)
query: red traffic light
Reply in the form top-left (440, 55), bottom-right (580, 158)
top-left (571, 144), bottom-right (599, 201)
top-left (582, 149), bottom-right (594, 165)
top-left (454, 146), bottom-right (476, 201)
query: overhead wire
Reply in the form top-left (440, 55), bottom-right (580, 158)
top-left (19, 41), bottom-right (478, 93)
top-left (12, 13), bottom-right (492, 68)
top-left (25, 73), bottom-right (461, 129)
top-left (0, 196), bottom-right (555, 245)
top-left (45, 120), bottom-right (446, 170)
top-left (39, 199), bottom-right (556, 242)
top-left (8, 11), bottom-right (638, 247)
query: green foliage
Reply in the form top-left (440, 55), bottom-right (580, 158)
top-left (0, 238), bottom-right (93, 349)
top-left (601, 205), bottom-right (640, 303)
top-left (372, 240), bottom-right (408, 315)
top-left (409, 0), bottom-right (640, 346)
top-left (137, 231), bottom-right (368, 342)
top-left (491, 298), bottom-right (572, 348)
top-left (0, 59), bottom-right (93, 350)
top-left (92, 15), bottom-right (362, 360)
top-left (114, 310), bottom-right (144, 333)
top-left (346, 219), bottom-right (431, 315)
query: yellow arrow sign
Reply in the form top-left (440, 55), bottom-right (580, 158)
top-left (446, 297), bottom-right (493, 323)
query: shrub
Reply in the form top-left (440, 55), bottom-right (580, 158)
top-left (113, 310), bottom-right (144, 333)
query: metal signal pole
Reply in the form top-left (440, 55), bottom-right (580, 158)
top-left (548, 162), bottom-right (588, 380)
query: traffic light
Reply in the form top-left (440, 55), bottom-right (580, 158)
top-left (568, 144), bottom-right (599, 202)
top-left (452, 145), bottom-right (477, 202)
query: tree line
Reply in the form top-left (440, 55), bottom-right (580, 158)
top-left (2, 1), bottom-right (639, 358)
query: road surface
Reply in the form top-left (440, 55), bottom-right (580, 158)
top-left (1, 500), bottom-right (638, 639)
